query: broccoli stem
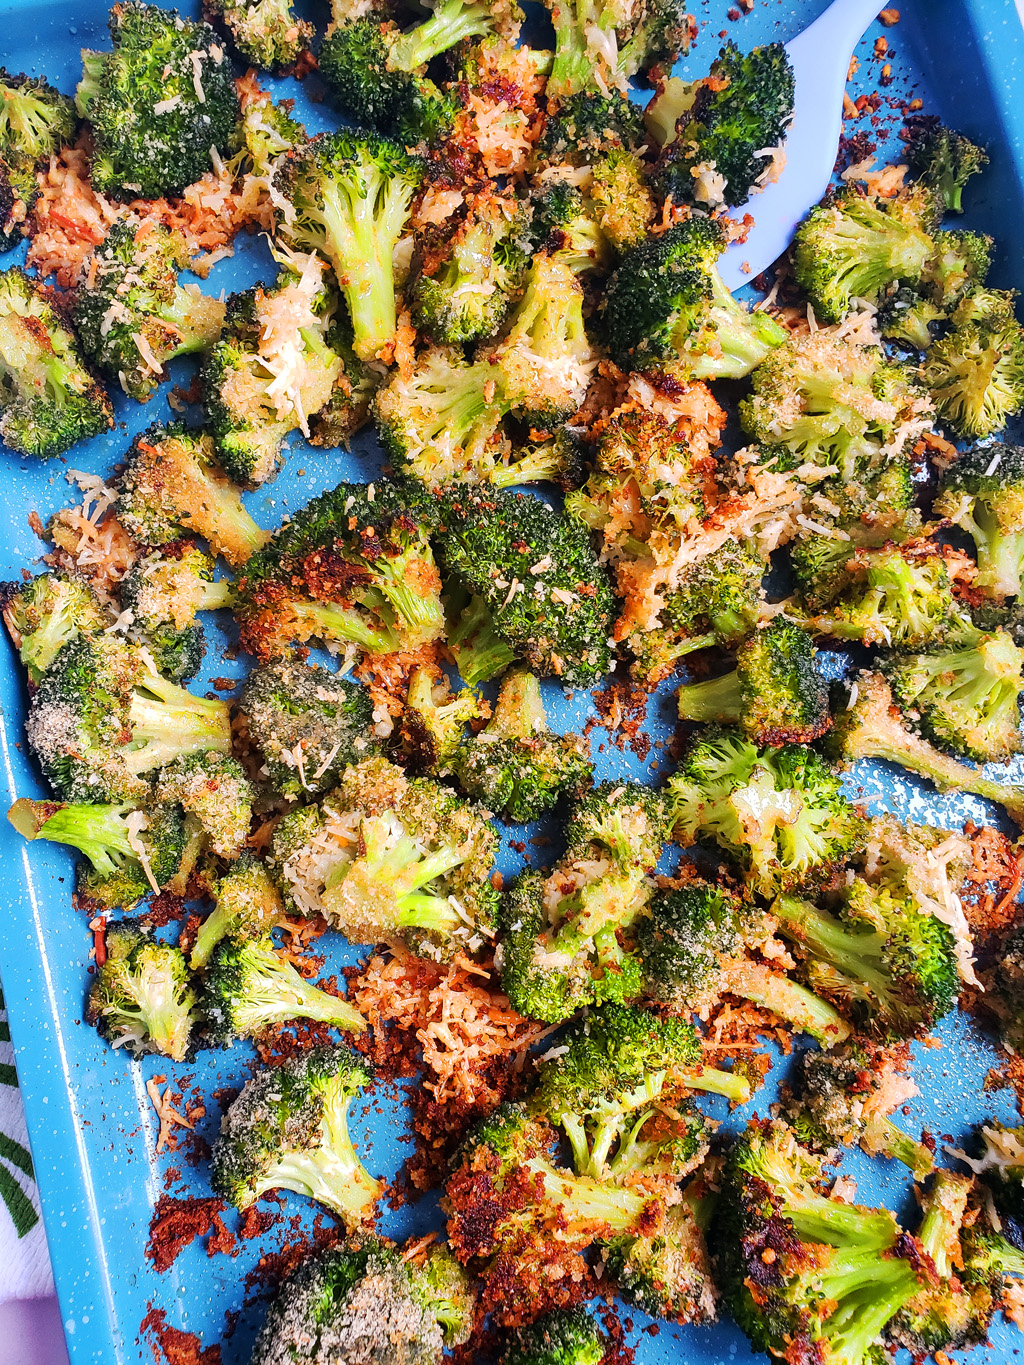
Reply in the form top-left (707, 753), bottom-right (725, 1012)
top-left (125, 674), bottom-right (232, 774)
top-left (256, 1146), bottom-right (380, 1226)
top-left (532, 1157), bottom-right (655, 1235)
top-left (396, 894), bottom-right (460, 932)
top-left (160, 288), bottom-right (227, 357)
top-left (862, 1118), bottom-right (934, 1180)
top-left (548, 2), bottom-right (595, 98)
top-left (231, 951), bottom-right (366, 1034)
top-left (8, 798), bottom-right (136, 879)
top-left (677, 669), bottom-right (743, 724)
top-left (74, 51), bottom-right (106, 118)
top-left (786, 1199), bottom-right (902, 1251)
top-left (687, 277), bottom-right (788, 380)
top-left (677, 1064), bottom-right (751, 1105)
top-left (489, 445), bottom-right (566, 490)
top-left (966, 502), bottom-right (1024, 599)
top-left (198, 578), bottom-right (235, 613)
top-left (772, 896), bottom-right (896, 1014)
top-left (717, 957), bottom-right (853, 1047)
top-left (488, 670), bottom-right (546, 739)
top-left (389, 0), bottom-right (495, 71)
top-left (190, 903), bottom-right (237, 972)
top-left (290, 600), bottom-right (402, 655)
top-left (365, 553), bottom-right (444, 648)
top-left (447, 590), bottom-right (517, 685)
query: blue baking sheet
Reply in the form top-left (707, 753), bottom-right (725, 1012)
top-left (2, 0), bottom-right (1024, 1361)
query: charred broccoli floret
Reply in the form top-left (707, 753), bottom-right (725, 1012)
top-left (275, 130), bottom-right (424, 364)
top-left (74, 218), bottom-right (225, 402)
top-left (668, 729), bottom-right (863, 898)
top-left (190, 855), bottom-right (284, 971)
top-left (86, 919), bottom-right (196, 1059)
top-left (235, 478), bottom-right (443, 661)
top-left (240, 657), bottom-right (378, 801)
top-left (211, 1047), bottom-right (381, 1224)
top-left (542, 0), bottom-right (691, 100)
top-left (204, 0), bottom-right (313, 69)
top-left (603, 217), bottom-right (787, 377)
top-left (155, 751), bottom-right (254, 860)
top-left (497, 1308), bottom-right (607, 1365)
top-left (8, 796), bottom-right (187, 911)
top-left (270, 755), bottom-right (499, 960)
top-left (115, 424), bottom-right (269, 569)
top-left (75, 2), bottom-right (240, 199)
top-left (119, 544), bottom-right (232, 682)
top-left (25, 633), bottom-right (231, 804)
top-left (0, 572), bottom-right (107, 684)
top-left (920, 289), bottom-right (1024, 439)
top-left (392, 665), bottom-right (483, 778)
top-left (202, 934), bottom-right (366, 1043)
top-left (0, 267), bottom-right (111, 457)
top-left (934, 442), bottom-right (1024, 599)
top-left (653, 40), bottom-right (794, 208)
top-left (438, 486), bottom-right (616, 688)
top-left (453, 668), bottom-right (592, 821)
top-left (907, 122), bottom-right (988, 214)
top-left (676, 621), bottom-right (830, 747)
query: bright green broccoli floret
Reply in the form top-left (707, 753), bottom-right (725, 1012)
top-left (668, 729), bottom-right (864, 898)
top-left (227, 84), bottom-right (306, 180)
top-left (86, 919), bottom-right (196, 1059)
top-left (920, 288), bottom-right (1024, 439)
top-left (190, 855), bottom-right (284, 970)
top-left (8, 796), bottom-right (187, 911)
top-left (275, 130), bottom-right (424, 364)
top-left (25, 633), bottom-right (231, 804)
top-left (0, 70), bottom-right (75, 248)
top-left (202, 934), bottom-right (366, 1043)
top-left (653, 40), bottom-right (794, 208)
top-left (676, 621), bottom-right (830, 747)
top-left (205, 0), bottom-right (313, 69)
top-left (907, 123), bottom-right (988, 213)
top-left (533, 91), bottom-right (645, 166)
top-left (119, 544), bottom-right (233, 682)
top-left (792, 184), bottom-right (937, 323)
top-left (408, 1242), bottom-right (477, 1349)
top-left (392, 665), bottom-right (484, 778)
top-left (453, 668), bottom-right (592, 821)
top-left (438, 486), bottom-right (616, 688)
top-left (827, 670), bottom-right (1024, 826)
top-left (444, 583), bottom-right (518, 687)
top-left (934, 442), bottom-right (1024, 599)
top-left (75, 2), bottom-right (240, 199)
top-left (498, 1308), bottom-right (607, 1365)
top-left (115, 424), bottom-right (270, 569)
top-left (211, 1047), bottom-right (381, 1224)
top-left (0, 266), bottom-right (111, 457)
top-left (236, 478), bottom-right (443, 662)
top-left (603, 217), bottom-right (788, 377)
top-left (543, 0), bottom-right (691, 100)
top-left (155, 750), bottom-right (254, 860)
top-left (240, 656), bottom-right (378, 801)
top-left (0, 572), bottom-right (107, 684)
top-left (271, 755), bottom-right (499, 960)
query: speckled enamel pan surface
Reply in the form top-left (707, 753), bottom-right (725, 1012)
top-left (1, 0), bottom-right (1024, 1361)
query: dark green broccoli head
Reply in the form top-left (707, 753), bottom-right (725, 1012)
top-left (211, 1046), bottom-right (381, 1224)
top-left (934, 442), bottom-right (1024, 597)
top-left (635, 879), bottom-right (743, 1005)
top-left (0, 266), bottom-right (112, 458)
top-left (907, 121), bottom-right (988, 213)
top-left (189, 854), bottom-right (284, 970)
top-left (240, 656), bottom-right (378, 800)
top-left (0, 571), bottom-right (107, 684)
top-left (498, 1307), bottom-right (606, 1365)
top-left (75, 2), bottom-right (240, 199)
top-left (155, 750), bottom-right (254, 860)
top-left (534, 91), bottom-right (646, 166)
top-left (544, 0), bottom-right (691, 101)
top-left (497, 870), bottom-right (598, 1022)
top-left (407, 1243), bottom-right (476, 1350)
top-left (86, 918), bottom-right (196, 1059)
top-left (922, 229), bottom-right (992, 310)
top-left (566, 781), bottom-right (670, 873)
top-left (204, 0), bottom-right (314, 70)
top-left (438, 486), bottom-right (616, 689)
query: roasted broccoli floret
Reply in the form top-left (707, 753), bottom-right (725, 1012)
top-left (8, 796), bottom-right (187, 911)
top-left (882, 629), bottom-right (1024, 763)
top-left (75, 2), bottom-right (240, 199)
top-left (119, 544), bottom-right (232, 682)
top-left (0, 572), bottom-right (107, 684)
top-left (653, 40), bottom-right (794, 208)
top-left (542, 0), bottom-right (691, 100)
top-left (413, 187), bottom-right (531, 346)
top-left (250, 1236), bottom-right (472, 1365)
top-left (498, 784), bottom-right (673, 1022)
top-left (0, 70), bottom-right (75, 250)
top-left (115, 424), bottom-right (269, 569)
top-left (676, 621), bottom-right (830, 747)
top-left (392, 665), bottom-right (483, 778)
top-left (235, 478), bottom-right (443, 661)
top-left (203, 256), bottom-right (351, 488)
top-left (190, 855), bottom-right (284, 970)
top-left (204, 0), bottom-right (313, 69)
top-left (453, 668), bottom-right (591, 821)
top-left (587, 148), bottom-right (656, 254)
top-left (921, 228), bottom-right (993, 310)
top-left (86, 919), bottom-right (196, 1059)
top-left (603, 217), bottom-right (788, 377)
top-left (636, 879), bottom-right (851, 1047)
top-left (497, 1308), bottom-right (607, 1365)
top-left (444, 582), bottom-right (518, 686)
top-left (935, 442), bottom-right (1024, 599)
top-left (438, 486), bottom-right (616, 688)
top-left (25, 633), bottom-right (231, 804)
top-left (789, 1042), bottom-right (934, 1177)
top-left (74, 218), bottom-right (225, 403)
top-left (155, 751), bottom-right (254, 860)
top-left (240, 657), bottom-right (378, 801)
top-left (271, 755), bottom-right (499, 960)
top-left (320, 0), bottom-right (521, 144)
top-left (792, 185), bottom-right (937, 323)
top-left (0, 267), bottom-right (111, 457)
top-left (534, 1004), bottom-right (749, 1180)
top-left (668, 729), bottom-right (863, 898)
top-left (920, 289), bottom-right (1024, 439)
top-left (604, 1187), bottom-right (718, 1325)
top-left (827, 670), bottom-right (1024, 826)
top-left (907, 123), bottom-right (988, 214)
top-left (202, 934), bottom-right (366, 1043)
top-left (275, 130), bottom-right (424, 364)
top-left (714, 1117), bottom-right (928, 1365)
top-left (211, 1047), bottom-right (381, 1224)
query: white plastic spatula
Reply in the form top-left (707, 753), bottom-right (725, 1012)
top-left (718, 0), bottom-right (889, 292)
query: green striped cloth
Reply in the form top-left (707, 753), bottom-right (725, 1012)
top-left (0, 986), bottom-right (52, 1300)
